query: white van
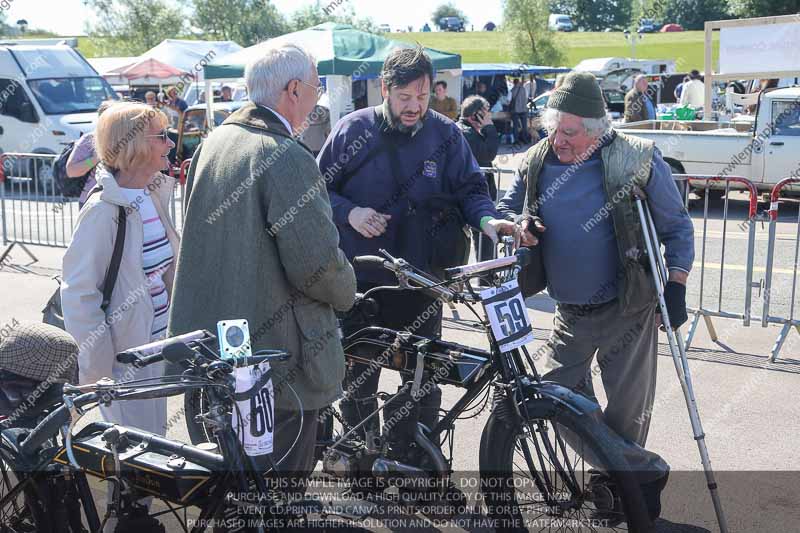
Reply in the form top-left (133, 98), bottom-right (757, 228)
top-left (0, 44), bottom-right (118, 186)
top-left (548, 14), bottom-right (574, 32)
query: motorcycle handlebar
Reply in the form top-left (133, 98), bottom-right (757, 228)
top-left (19, 392), bottom-right (98, 456)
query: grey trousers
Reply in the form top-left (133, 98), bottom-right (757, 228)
top-left (542, 298), bottom-right (669, 481)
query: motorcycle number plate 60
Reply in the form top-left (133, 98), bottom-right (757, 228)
top-left (480, 279), bottom-right (534, 352)
top-left (232, 363), bottom-right (274, 456)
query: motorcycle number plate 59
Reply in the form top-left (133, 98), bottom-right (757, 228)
top-left (480, 279), bottom-right (534, 352)
top-left (232, 363), bottom-right (274, 456)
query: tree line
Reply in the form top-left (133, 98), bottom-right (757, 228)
top-left (83, 0), bottom-right (378, 55)
top-left (500, 0), bottom-right (799, 69)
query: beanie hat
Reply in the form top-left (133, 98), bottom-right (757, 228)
top-left (547, 72), bottom-right (606, 118)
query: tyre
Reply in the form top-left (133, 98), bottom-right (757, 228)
top-left (693, 188), bottom-right (725, 204)
top-left (0, 447), bottom-right (45, 531)
top-left (26, 158), bottom-right (55, 193)
top-left (479, 398), bottom-right (652, 533)
top-left (666, 162), bottom-right (688, 205)
top-left (184, 387), bottom-right (217, 445)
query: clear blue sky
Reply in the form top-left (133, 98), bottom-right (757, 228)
top-left (5, 0), bottom-right (504, 36)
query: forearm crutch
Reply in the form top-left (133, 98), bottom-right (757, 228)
top-left (635, 196), bottom-right (729, 533)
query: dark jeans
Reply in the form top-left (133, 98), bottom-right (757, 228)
top-left (472, 172), bottom-right (498, 263)
top-left (258, 408), bottom-right (319, 500)
top-left (512, 112), bottom-right (528, 143)
top-left (340, 285), bottom-right (443, 438)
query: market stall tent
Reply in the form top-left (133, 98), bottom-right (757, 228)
top-left (110, 57), bottom-right (188, 85)
top-left (88, 56), bottom-right (138, 85)
top-left (141, 39), bottom-right (242, 82)
top-left (204, 22), bottom-right (462, 125)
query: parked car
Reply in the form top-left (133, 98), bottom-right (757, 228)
top-left (660, 23), bottom-right (684, 32)
top-left (529, 91), bottom-right (552, 117)
top-left (173, 100), bottom-right (332, 163)
top-left (548, 14), bottom-right (574, 32)
top-left (377, 24), bottom-right (391, 33)
top-left (438, 17), bottom-right (465, 32)
top-left (638, 18), bottom-right (657, 33)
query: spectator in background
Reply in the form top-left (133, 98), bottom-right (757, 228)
top-left (429, 80), bottom-right (458, 120)
top-left (510, 78), bottom-right (530, 143)
top-left (624, 75), bottom-right (655, 123)
top-left (66, 100), bottom-right (116, 208)
top-left (757, 78), bottom-right (778, 92)
top-left (144, 91), bottom-right (158, 107)
top-left (674, 75), bottom-right (690, 101)
top-left (164, 86), bottom-right (188, 114)
top-left (524, 75), bottom-right (537, 100)
top-left (476, 81), bottom-right (498, 108)
top-left (679, 70), bottom-right (705, 108)
top-left (458, 95), bottom-right (499, 264)
top-left (220, 85), bottom-right (233, 102)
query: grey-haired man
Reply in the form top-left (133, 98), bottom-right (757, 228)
top-left (170, 43), bottom-right (356, 494)
top-left (518, 71), bottom-right (694, 525)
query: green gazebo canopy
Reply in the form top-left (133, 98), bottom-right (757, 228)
top-left (204, 22), bottom-right (461, 80)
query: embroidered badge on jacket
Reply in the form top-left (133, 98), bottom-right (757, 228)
top-left (423, 160), bottom-right (437, 178)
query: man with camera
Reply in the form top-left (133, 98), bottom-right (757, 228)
top-left (458, 95), bottom-right (500, 262)
top-left (317, 45), bottom-right (515, 439)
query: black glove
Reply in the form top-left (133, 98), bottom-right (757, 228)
top-left (662, 281), bottom-right (688, 329)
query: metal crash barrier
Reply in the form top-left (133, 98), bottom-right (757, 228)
top-left (0, 153), bottom-right (63, 265)
top-left (673, 175), bottom-right (761, 351)
top-left (1, 154), bottom-right (192, 263)
top-left (762, 177), bottom-right (800, 361)
top-left (167, 159), bottom-right (191, 232)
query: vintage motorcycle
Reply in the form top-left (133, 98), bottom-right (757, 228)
top-left (184, 247), bottom-right (653, 532)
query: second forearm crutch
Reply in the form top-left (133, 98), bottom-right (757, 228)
top-left (634, 195), bottom-right (729, 533)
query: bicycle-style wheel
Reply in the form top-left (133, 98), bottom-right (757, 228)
top-left (0, 447), bottom-right (44, 532)
top-left (479, 398), bottom-right (652, 533)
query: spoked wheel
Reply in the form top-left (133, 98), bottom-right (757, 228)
top-left (479, 398), bottom-right (652, 533)
top-left (185, 387), bottom-right (231, 446)
top-left (0, 455), bottom-right (40, 532)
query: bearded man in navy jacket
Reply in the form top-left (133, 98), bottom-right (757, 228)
top-left (318, 46), bottom-right (515, 438)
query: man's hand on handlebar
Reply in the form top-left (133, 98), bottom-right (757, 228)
top-left (519, 216), bottom-right (546, 247)
top-left (481, 218), bottom-right (517, 244)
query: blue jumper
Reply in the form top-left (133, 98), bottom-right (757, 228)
top-left (497, 144), bottom-right (694, 297)
top-left (318, 105), bottom-right (498, 285)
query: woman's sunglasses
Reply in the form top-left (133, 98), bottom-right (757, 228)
top-left (145, 130), bottom-right (169, 142)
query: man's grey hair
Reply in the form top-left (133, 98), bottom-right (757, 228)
top-left (245, 43), bottom-right (316, 108)
top-left (541, 108), bottom-right (611, 138)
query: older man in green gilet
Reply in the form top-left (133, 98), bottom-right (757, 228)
top-left (518, 71), bottom-right (695, 526)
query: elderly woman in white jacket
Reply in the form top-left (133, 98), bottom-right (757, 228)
top-left (61, 101), bottom-right (179, 436)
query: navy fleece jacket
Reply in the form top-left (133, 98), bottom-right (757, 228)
top-left (318, 105), bottom-right (498, 285)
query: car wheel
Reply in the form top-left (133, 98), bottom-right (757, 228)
top-left (30, 158), bottom-right (56, 192)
